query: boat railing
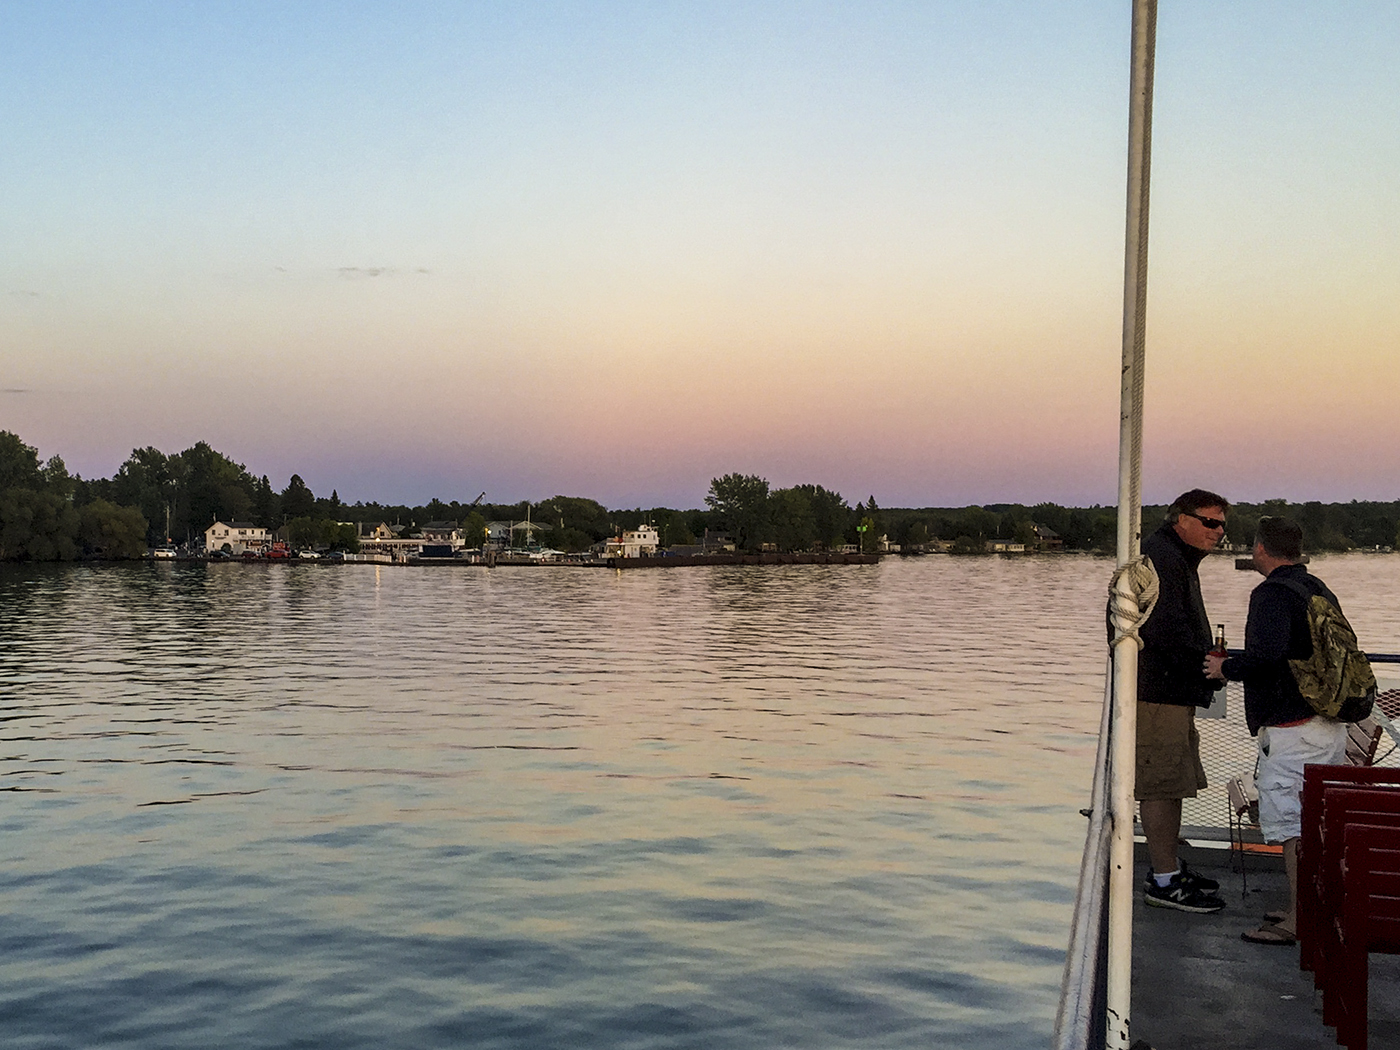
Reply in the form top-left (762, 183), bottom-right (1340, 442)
top-left (1051, 661), bottom-right (1114, 1050)
top-left (1051, 655), bottom-right (1400, 1050)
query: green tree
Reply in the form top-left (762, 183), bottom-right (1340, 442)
top-left (461, 510), bottom-right (488, 549)
top-left (1031, 502), bottom-right (1070, 538)
top-left (790, 485), bottom-right (848, 549)
top-left (545, 496), bottom-right (613, 542)
top-left (0, 488), bottom-right (79, 561)
top-left (175, 442), bottom-right (256, 541)
top-left (964, 506), bottom-right (1000, 540)
top-left (254, 475), bottom-right (279, 527)
top-left (78, 499), bottom-right (148, 558)
top-left (769, 487), bottom-right (816, 552)
top-left (0, 431), bottom-right (44, 490)
top-left (901, 520), bottom-right (931, 547)
top-left (281, 474), bottom-right (316, 521)
top-left (335, 523), bottom-right (361, 552)
top-left (0, 433), bottom-right (128, 560)
top-left (706, 474), bottom-right (771, 552)
top-left (286, 516), bottom-right (323, 549)
top-left (553, 527), bottom-right (594, 552)
top-left (864, 495), bottom-right (881, 545)
top-left (1012, 519), bottom-right (1039, 546)
top-left (647, 508), bottom-right (696, 547)
top-left (41, 455), bottom-right (75, 500)
top-left (111, 446), bottom-right (177, 545)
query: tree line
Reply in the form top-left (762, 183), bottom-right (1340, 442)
top-left (0, 432), bottom-right (148, 560)
top-left (3, 430), bottom-right (1399, 560)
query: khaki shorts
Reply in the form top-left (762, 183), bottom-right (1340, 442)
top-left (1257, 717), bottom-right (1348, 843)
top-left (1135, 701), bottom-right (1207, 801)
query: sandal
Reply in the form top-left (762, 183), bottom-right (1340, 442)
top-left (1242, 923), bottom-right (1296, 946)
top-left (1263, 910), bottom-right (1286, 925)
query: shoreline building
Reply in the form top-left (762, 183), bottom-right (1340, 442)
top-left (421, 521), bottom-right (466, 551)
top-left (356, 522), bottom-right (423, 561)
top-left (604, 525), bottom-right (660, 559)
top-left (204, 521), bottom-right (271, 555)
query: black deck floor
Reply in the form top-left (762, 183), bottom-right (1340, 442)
top-left (1131, 846), bottom-right (1400, 1050)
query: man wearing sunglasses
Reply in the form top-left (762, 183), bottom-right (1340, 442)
top-left (1135, 489), bottom-right (1231, 913)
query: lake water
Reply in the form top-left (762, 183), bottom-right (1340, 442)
top-left (4, 553), bottom-right (1398, 1049)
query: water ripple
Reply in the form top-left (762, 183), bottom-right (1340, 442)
top-left (10, 554), bottom-right (1394, 1047)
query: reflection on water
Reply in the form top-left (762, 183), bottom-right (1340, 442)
top-left (13, 553), bottom-right (1393, 1048)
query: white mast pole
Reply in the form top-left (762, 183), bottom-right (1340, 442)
top-left (1107, 1), bottom-right (1157, 1047)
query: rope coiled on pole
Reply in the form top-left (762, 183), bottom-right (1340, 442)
top-left (1109, 556), bottom-right (1159, 650)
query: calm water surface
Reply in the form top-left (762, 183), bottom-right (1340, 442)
top-left (4, 554), bottom-right (1397, 1049)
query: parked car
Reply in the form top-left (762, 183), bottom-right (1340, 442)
top-left (297, 550), bottom-right (321, 560)
top-left (151, 547), bottom-right (177, 559)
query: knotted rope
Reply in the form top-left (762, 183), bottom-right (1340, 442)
top-left (1108, 556), bottom-right (1159, 650)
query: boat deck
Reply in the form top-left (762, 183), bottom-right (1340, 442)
top-left (1131, 844), bottom-right (1400, 1050)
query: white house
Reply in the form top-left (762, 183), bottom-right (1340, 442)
top-left (604, 525), bottom-right (660, 559)
top-left (985, 539), bottom-right (1027, 553)
top-left (358, 522), bottom-right (397, 541)
top-left (205, 521), bottom-right (271, 555)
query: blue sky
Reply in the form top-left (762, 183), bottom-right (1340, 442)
top-left (3, 2), bottom-right (1397, 507)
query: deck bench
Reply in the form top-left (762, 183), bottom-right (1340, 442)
top-left (1328, 823), bottom-right (1400, 1050)
top-left (1299, 767), bottom-right (1400, 975)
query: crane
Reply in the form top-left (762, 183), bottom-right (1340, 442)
top-left (466, 492), bottom-right (488, 548)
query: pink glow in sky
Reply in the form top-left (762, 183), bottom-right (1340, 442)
top-left (3, 3), bottom-right (1398, 508)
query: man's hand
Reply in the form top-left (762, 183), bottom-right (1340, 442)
top-left (1203, 652), bottom-right (1226, 680)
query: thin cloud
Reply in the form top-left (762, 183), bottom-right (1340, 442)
top-left (335, 266), bottom-right (430, 279)
top-left (265, 266), bottom-right (430, 279)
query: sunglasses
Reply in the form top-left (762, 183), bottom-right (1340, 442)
top-left (1185, 512), bottom-right (1226, 530)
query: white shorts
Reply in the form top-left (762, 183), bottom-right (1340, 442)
top-left (1256, 717), bottom-right (1349, 843)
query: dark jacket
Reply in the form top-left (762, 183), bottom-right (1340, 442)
top-left (1220, 563), bottom-right (1335, 735)
top-left (1137, 522), bottom-right (1217, 708)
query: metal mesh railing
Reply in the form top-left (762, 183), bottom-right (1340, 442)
top-left (1184, 680), bottom-right (1400, 834)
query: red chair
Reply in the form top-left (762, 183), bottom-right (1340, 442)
top-left (1330, 823), bottom-right (1400, 1050)
top-left (1299, 767), bottom-right (1400, 973)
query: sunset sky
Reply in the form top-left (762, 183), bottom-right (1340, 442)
top-left (3, 2), bottom-right (1397, 509)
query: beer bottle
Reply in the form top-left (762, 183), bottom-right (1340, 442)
top-left (1212, 624), bottom-right (1227, 656)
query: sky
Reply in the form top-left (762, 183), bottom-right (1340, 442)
top-left (2, 1), bottom-right (1397, 509)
